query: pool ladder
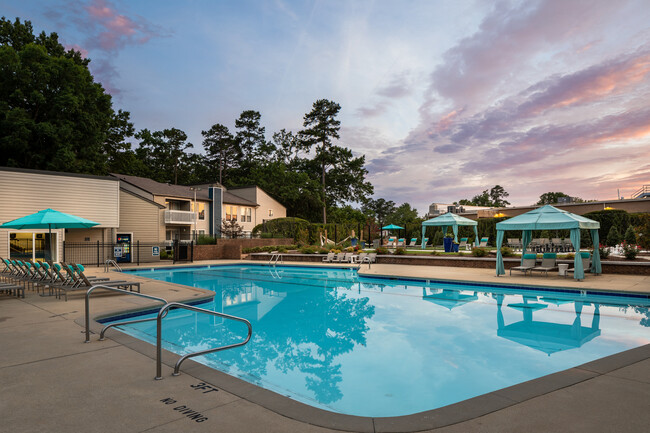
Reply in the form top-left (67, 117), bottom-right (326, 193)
top-left (84, 284), bottom-right (252, 380)
top-left (104, 259), bottom-right (122, 272)
top-left (269, 253), bottom-right (283, 265)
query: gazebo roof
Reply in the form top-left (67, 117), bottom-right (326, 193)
top-left (496, 205), bottom-right (600, 231)
top-left (422, 212), bottom-right (478, 227)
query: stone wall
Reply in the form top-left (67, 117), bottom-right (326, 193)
top-left (193, 238), bottom-right (293, 260)
top-left (249, 253), bottom-right (650, 275)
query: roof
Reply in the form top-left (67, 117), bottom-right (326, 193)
top-left (422, 212), bottom-right (478, 226)
top-left (111, 173), bottom-right (258, 206)
top-left (0, 166), bottom-right (117, 182)
top-left (496, 205), bottom-right (600, 230)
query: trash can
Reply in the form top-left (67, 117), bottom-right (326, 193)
top-left (558, 263), bottom-right (569, 276)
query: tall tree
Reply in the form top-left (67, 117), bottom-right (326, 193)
top-left (135, 128), bottom-right (193, 184)
top-left (235, 110), bottom-right (273, 163)
top-left (202, 123), bottom-right (236, 184)
top-left (302, 99), bottom-right (342, 223)
top-left (459, 185), bottom-right (511, 207)
top-left (388, 203), bottom-right (420, 227)
top-left (489, 185), bottom-right (510, 207)
top-left (362, 198), bottom-right (396, 231)
top-left (0, 17), bottom-right (129, 174)
top-left (536, 192), bottom-right (570, 205)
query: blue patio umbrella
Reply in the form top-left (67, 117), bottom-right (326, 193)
top-left (1, 209), bottom-right (99, 260)
top-left (381, 224), bottom-right (404, 241)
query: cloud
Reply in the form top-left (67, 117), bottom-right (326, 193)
top-left (45, 0), bottom-right (169, 95)
top-left (356, 71), bottom-right (413, 118)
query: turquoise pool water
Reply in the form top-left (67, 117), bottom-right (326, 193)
top-left (110, 265), bottom-right (650, 417)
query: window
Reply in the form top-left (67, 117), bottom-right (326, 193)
top-left (225, 205), bottom-right (238, 221)
top-left (241, 207), bottom-right (251, 222)
top-left (194, 202), bottom-right (205, 220)
top-left (268, 209), bottom-right (274, 217)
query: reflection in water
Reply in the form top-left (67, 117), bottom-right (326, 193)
top-left (496, 294), bottom-right (601, 355)
top-left (422, 287), bottom-right (478, 310)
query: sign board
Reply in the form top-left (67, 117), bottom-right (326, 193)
top-left (152, 246), bottom-right (160, 256)
top-left (114, 246), bottom-right (123, 258)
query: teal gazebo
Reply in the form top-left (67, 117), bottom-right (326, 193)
top-left (495, 205), bottom-right (601, 280)
top-left (420, 213), bottom-right (479, 249)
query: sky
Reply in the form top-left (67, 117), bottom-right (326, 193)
top-left (4, 0), bottom-right (650, 214)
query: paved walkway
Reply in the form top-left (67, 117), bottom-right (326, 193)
top-left (1, 261), bottom-right (648, 432)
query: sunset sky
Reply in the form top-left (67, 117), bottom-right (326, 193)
top-left (4, 0), bottom-right (650, 214)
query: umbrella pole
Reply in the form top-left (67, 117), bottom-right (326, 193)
top-left (49, 225), bottom-right (52, 262)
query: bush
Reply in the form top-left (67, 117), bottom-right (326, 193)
top-left (394, 247), bottom-right (407, 255)
top-left (472, 247), bottom-right (488, 257)
top-left (624, 226), bottom-right (637, 245)
top-left (160, 250), bottom-right (169, 259)
top-left (564, 253), bottom-right (575, 260)
top-left (242, 244), bottom-right (298, 254)
top-left (196, 234), bottom-right (216, 245)
top-left (430, 250), bottom-right (440, 256)
top-left (598, 244), bottom-right (610, 259)
top-left (622, 242), bottom-right (638, 260)
top-left (299, 246), bottom-right (318, 254)
top-left (375, 246), bottom-right (389, 255)
top-left (606, 225), bottom-right (622, 247)
top-left (318, 247), bottom-right (330, 254)
top-left (500, 246), bottom-right (515, 257)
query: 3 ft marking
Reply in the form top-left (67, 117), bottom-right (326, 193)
top-left (190, 382), bottom-right (219, 394)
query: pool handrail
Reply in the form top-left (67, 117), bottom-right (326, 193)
top-left (85, 284), bottom-right (168, 343)
top-left (155, 302), bottom-right (252, 380)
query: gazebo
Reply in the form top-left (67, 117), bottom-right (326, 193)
top-left (420, 212), bottom-right (479, 248)
top-left (495, 205), bottom-right (602, 280)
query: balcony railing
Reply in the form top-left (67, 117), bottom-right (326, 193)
top-left (631, 185), bottom-right (650, 199)
top-left (164, 210), bottom-right (197, 224)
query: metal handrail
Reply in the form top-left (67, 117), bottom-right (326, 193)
top-left (155, 302), bottom-right (252, 380)
top-left (269, 253), bottom-right (283, 265)
top-left (104, 259), bottom-right (122, 272)
top-left (85, 285), bottom-right (168, 343)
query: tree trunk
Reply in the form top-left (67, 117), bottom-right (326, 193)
top-left (322, 151), bottom-right (326, 224)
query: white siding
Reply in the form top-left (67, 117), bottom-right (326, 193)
top-left (118, 190), bottom-right (161, 243)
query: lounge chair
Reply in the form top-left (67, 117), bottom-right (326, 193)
top-left (458, 237), bottom-right (469, 250)
top-left (422, 237), bottom-right (429, 248)
top-left (322, 253), bottom-right (335, 263)
top-left (56, 265), bottom-right (140, 301)
top-left (510, 254), bottom-right (537, 276)
top-left (343, 252), bottom-right (355, 263)
top-left (478, 237), bottom-right (489, 247)
top-left (356, 252), bottom-right (368, 263)
top-left (331, 252), bottom-right (346, 263)
top-left (363, 253), bottom-right (377, 264)
top-left (396, 238), bottom-right (406, 247)
top-left (407, 238), bottom-right (418, 248)
top-left (530, 253), bottom-right (558, 276)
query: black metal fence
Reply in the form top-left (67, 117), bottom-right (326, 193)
top-left (62, 241), bottom-right (193, 266)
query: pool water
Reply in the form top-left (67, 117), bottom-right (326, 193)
top-left (110, 265), bottom-right (650, 417)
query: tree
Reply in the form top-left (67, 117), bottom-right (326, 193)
top-left (624, 226), bottom-right (637, 245)
top-left (388, 203), bottom-right (420, 227)
top-left (301, 99), bottom-right (342, 224)
top-left (135, 128), bottom-right (193, 184)
top-left (235, 110), bottom-right (273, 162)
top-left (0, 17), bottom-right (129, 175)
top-left (362, 198), bottom-right (396, 231)
top-left (537, 192), bottom-right (570, 205)
top-left (221, 219), bottom-right (243, 238)
top-left (302, 99), bottom-right (373, 223)
top-left (489, 185), bottom-right (510, 207)
top-left (606, 225), bottom-right (622, 247)
top-left (202, 123), bottom-right (236, 184)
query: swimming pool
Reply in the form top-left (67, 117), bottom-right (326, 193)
top-left (109, 264), bottom-right (650, 417)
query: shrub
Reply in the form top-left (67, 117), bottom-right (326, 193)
top-left (564, 253), bottom-right (575, 260)
top-left (318, 247), bottom-right (330, 254)
top-left (500, 246), bottom-right (514, 257)
top-left (472, 247), bottom-right (488, 257)
top-left (598, 244), bottom-right (610, 259)
top-left (430, 250), bottom-right (440, 256)
top-left (160, 250), bottom-right (168, 259)
top-left (242, 244), bottom-right (298, 253)
top-left (606, 225), bottom-right (622, 247)
top-left (375, 246), bottom-right (389, 255)
top-left (345, 246), bottom-right (355, 252)
top-left (624, 226), bottom-right (637, 245)
top-left (299, 246), bottom-right (318, 254)
top-left (196, 234), bottom-right (216, 245)
top-left (432, 231), bottom-right (443, 247)
top-left (394, 247), bottom-right (407, 255)
top-left (622, 242), bottom-right (638, 260)
top-left (277, 247), bottom-right (288, 253)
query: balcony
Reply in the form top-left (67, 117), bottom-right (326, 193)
top-left (164, 210), bottom-right (197, 224)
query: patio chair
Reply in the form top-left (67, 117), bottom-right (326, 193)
top-left (407, 238), bottom-right (418, 248)
top-left (550, 238), bottom-right (562, 252)
top-left (62, 264), bottom-right (109, 288)
top-left (509, 238), bottom-right (522, 251)
top-left (357, 252), bottom-right (368, 263)
top-left (332, 253), bottom-right (346, 263)
top-left (367, 253), bottom-right (377, 263)
top-left (57, 265), bottom-right (141, 301)
top-left (458, 238), bottom-right (469, 250)
top-left (322, 252), bottom-right (335, 263)
top-left (397, 238), bottom-right (406, 247)
top-left (530, 253), bottom-right (558, 276)
top-left (478, 237), bottom-right (489, 247)
top-left (509, 254), bottom-right (537, 276)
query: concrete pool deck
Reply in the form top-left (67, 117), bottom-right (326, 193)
top-left (1, 260), bottom-right (648, 432)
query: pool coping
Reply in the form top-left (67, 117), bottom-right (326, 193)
top-left (81, 264), bottom-right (650, 432)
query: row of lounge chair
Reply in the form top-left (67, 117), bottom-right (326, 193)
top-left (506, 238), bottom-right (575, 253)
top-left (509, 252), bottom-right (592, 277)
top-left (322, 252), bottom-right (377, 264)
top-left (0, 258), bottom-right (140, 301)
top-left (381, 237), bottom-right (490, 249)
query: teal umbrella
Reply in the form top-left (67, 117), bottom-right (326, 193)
top-left (381, 224), bottom-right (404, 230)
top-left (1, 209), bottom-right (99, 261)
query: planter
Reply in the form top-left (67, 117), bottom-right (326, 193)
top-left (452, 243), bottom-right (459, 253)
top-left (443, 237), bottom-right (453, 252)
